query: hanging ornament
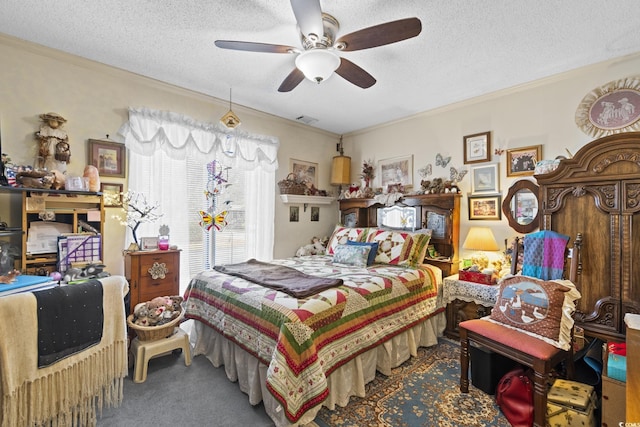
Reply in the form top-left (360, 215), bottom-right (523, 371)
top-left (220, 88), bottom-right (241, 129)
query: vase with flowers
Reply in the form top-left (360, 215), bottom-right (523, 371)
top-left (114, 190), bottom-right (163, 250)
top-left (360, 159), bottom-right (375, 188)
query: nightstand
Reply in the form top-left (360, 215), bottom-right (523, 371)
top-left (125, 249), bottom-right (180, 314)
top-left (442, 274), bottom-right (499, 338)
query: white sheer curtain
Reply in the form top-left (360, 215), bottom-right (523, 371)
top-left (118, 107), bottom-right (279, 291)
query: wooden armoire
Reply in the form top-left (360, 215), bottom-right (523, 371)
top-left (536, 132), bottom-right (640, 341)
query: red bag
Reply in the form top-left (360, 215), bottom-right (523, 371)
top-left (495, 367), bottom-right (533, 427)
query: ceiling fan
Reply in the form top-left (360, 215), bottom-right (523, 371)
top-left (214, 0), bottom-right (422, 92)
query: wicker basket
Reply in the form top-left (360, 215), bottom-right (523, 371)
top-left (278, 173), bottom-right (307, 195)
top-left (127, 311), bottom-right (184, 341)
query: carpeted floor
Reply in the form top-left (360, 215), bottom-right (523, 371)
top-left (99, 333), bottom-right (510, 426)
top-left (313, 338), bottom-right (510, 427)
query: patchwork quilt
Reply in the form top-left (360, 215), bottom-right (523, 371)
top-left (184, 255), bottom-right (442, 423)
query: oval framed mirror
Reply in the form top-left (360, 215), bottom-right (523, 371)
top-left (501, 179), bottom-right (540, 234)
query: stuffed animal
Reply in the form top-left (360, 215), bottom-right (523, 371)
top-left (131, 295), bottom-right (183, 326)
top-left (295, 236), bottom-right (328, 257)
top-left (133, 303), bottom-right (150, 326)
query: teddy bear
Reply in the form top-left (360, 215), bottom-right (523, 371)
top-left (133, 303), bottom-right (150, 326)
top-left (295, 236), bottom-right (328, 257)
top-left (131, 295), bottom-right (183, 326)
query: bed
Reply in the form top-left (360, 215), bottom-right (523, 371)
top-left (184, 225), bottom-right (447, 427)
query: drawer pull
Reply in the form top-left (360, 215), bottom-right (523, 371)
top-left (148, 262), bottom-right (168, 280)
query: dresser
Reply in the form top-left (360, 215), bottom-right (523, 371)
top-left (536, 132), bottom-right (640, 341)
top-left (125, 250), bottom-right (180, 314)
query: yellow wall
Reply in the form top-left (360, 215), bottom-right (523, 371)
top-left (0, 34), bottom-right (341, 275)
top-left (3, 32), bottom-right (640, 274)
top-left (342, 52), bottom-right (640, 258)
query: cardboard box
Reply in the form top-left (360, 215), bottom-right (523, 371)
top-left (546, 379), bottom-right (597, 427)
top-left (459, 269), bottom-right (496, 285)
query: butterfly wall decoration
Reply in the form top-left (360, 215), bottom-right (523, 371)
top-left (200, 160), bottom-right (232, 232)
top-left (418, 164), bottom-right (433, 178)
top-left (450, 166), bottom-right (468, 183)
top-left (435, 153), bottom-right (452, 168)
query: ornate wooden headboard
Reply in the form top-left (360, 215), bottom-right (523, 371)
top-left (536, 131), bottom-right (640, 341)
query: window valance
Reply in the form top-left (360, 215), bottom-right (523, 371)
top-left (118, 107), bottom-right (279, 171)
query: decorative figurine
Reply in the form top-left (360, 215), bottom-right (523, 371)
top-left (35, 112), bottom-right (69, 169)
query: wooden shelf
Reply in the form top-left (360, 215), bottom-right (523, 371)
top-left (279, 195), bottom-right (334, 204)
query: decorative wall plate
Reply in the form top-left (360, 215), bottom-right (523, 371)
top-left (576, 76), bottom-right (640, 138)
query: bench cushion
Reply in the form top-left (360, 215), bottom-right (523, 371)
top-left (460, 319), bottom-right (562, 360)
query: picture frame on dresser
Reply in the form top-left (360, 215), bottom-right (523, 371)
top-left (100, 182), bottom-right (123, 207)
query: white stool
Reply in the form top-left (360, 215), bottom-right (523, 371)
top-left (130, 328), bottom-right (192, 383)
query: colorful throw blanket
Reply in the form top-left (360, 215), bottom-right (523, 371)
top-left (185, 255), bottom-right (442, 423)
top-left (522, 230), bottom-right (570, 280)
top-left (214, 259), bottom-right (343, 298)
top-left (34, 280), bottom-right (104, 367)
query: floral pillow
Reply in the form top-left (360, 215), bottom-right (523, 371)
top-left (365, 229), bottom-right (414, 265)
top-left (326, 225), bottom-right (367, 255)
top-left (332, 244), bottom-right (371, 268)
top-left (346, 240), bottom-right (379, 266)
top-left (487, 275), bottom-right (581, 350)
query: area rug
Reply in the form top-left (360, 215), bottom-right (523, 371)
top-left (312, 338), bottom-right (510, 427)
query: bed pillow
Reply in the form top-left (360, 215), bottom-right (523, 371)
top-left (326, 225), bottom-right (367, 255)
top-left (332, 244), bottom-right (371, 268)
top-left (486, 275), bottom-right (581, 350)
top-left (365, 229), bottom-right (414, 265)
top-left (346, 240), bottom-right (379, 266)
top-left (407, 230), bottom-right (432, 265)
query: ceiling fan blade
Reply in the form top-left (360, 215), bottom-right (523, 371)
top-left (335, 17), bottom-right (422, 52)
top-left (335, 58), bottom-right (376, 89)
top-left (215, 40), bottom-right (297, 54)
top-left (278, 68), bottom-right (305, 92)
top-left (290, 0), bottom-right (323, 38)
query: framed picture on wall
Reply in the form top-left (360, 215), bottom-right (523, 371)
top-left (468, 194), bottom-right (502, 220)
top-left (88, 139), bottom-right (126, 178)
top-left (463, 131), bottom-right (491, 164)
top-left (378, 155), bottom-right (413, 188)
top-left (506, 145), bottom-right (542, 177)
top-left (290, 159), bottom-right (318, 187)
top-left (471, 164), bottom-right (499, 194)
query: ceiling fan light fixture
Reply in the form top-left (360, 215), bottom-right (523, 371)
top-left (295, 49), bottom-right (340, 84)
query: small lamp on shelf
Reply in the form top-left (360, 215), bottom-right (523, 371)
top-left (462, 226), bottom-right (499, 270)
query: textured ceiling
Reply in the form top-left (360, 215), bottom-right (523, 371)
top-left (2, 1), bottom-right (640, 134)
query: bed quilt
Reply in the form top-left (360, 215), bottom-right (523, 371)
top-left (184, 255), bottom-right (442, 423)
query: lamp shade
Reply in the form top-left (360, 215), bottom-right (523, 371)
top-left (295, 49), bottom-right (341, 83)
top-left (463, 227), bottom-right (499, 251)
top-left (331, 155), bottom-right (351, 186)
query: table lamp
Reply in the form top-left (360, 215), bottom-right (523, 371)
top-left (463, 226), bottom-right (499, 270)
